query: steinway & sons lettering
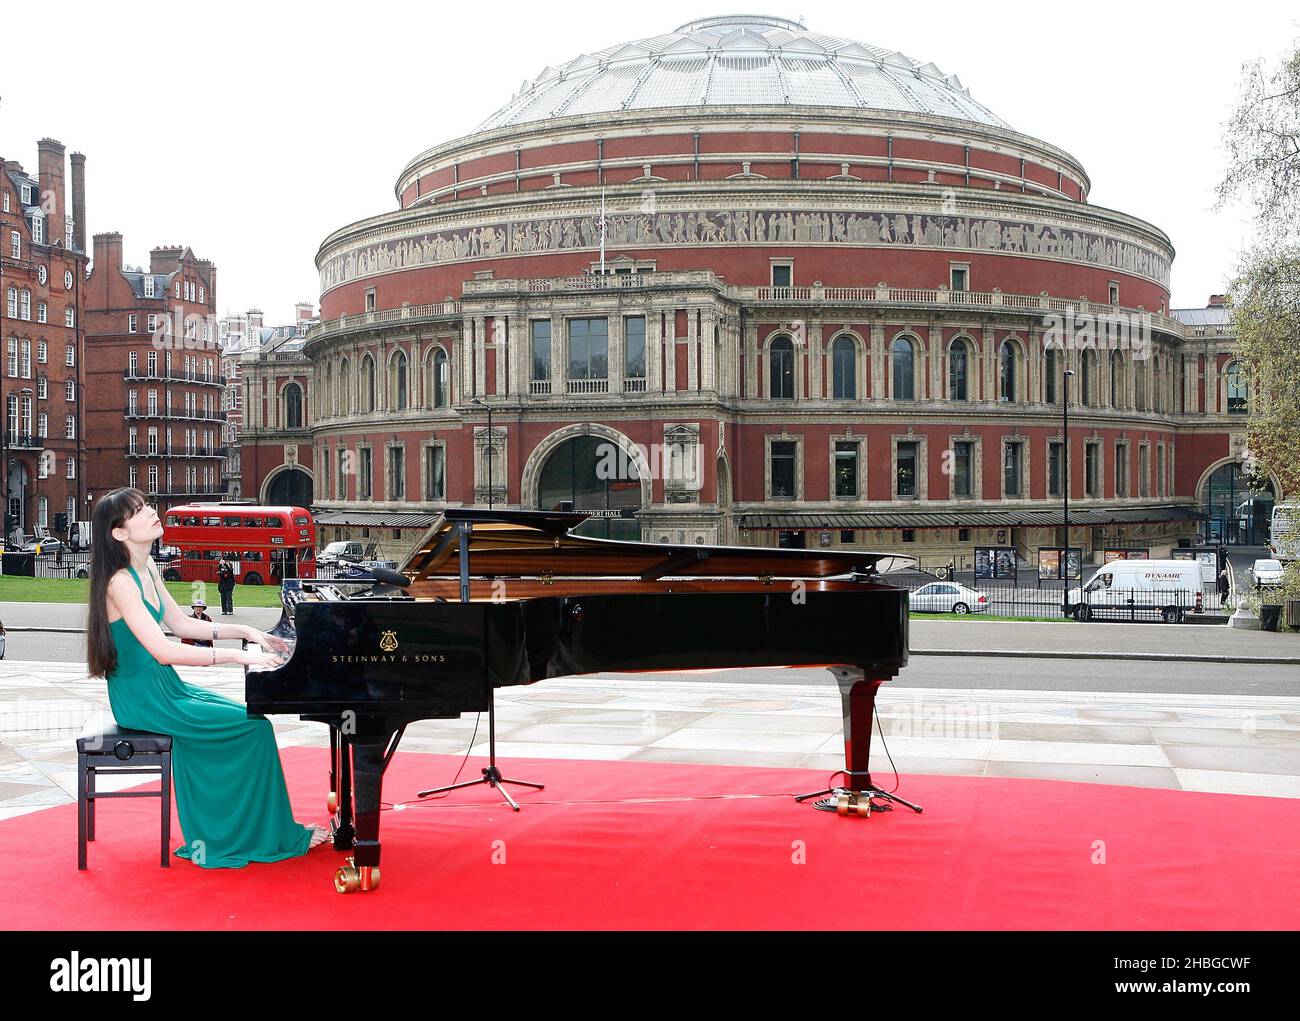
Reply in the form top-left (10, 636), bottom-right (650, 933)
top-left (330, 653), bottom-right (448, 664)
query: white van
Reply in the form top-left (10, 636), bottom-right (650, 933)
top-left (1065, 560), bottom-right (1204, 624)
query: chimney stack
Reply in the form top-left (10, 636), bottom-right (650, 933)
top-left (1208, 294), bottom-right (1228, 308)
top-left (36, 139), bottom-right (66, 228)
top-left (295, 302), bottom-right (315, 323)
top-left (93, 232), bottom-right (124, 273)
top-left (69, 152), bottom-right (87, 252)
top-left (247, 308), bottom-right (264, 330)
top-left (150, 246), bottom-right (185, 274)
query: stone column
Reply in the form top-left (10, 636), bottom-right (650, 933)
top-left (647, 307), bottom-right (663, 393)
top-left (664, 309), bottom-right (678, 391)
top-left (870, 323), bottom-right (885, 399)
top-left (699, 308), bottom-right (716, 393)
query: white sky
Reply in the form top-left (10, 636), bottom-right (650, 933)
top-left (1, 0), bottom-right (1295, 322)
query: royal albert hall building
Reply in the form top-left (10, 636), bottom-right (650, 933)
top-left (238, 14), bottom-right (1278, 564)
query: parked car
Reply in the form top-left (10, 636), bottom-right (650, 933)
top-left (1066, 560), bottom-right (1203, 624)
top-left (15, 536), bottom-right (65, 554)
top-left (1249, 559), bottom-right (1285, 589)
top-left (908, 582), bottom-right (990, 615)
top-left (319, 540), bottom-right (366, 565)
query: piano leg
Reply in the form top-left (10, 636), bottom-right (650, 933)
top-left (327, 728), bottom-right (339, 816)
top-left (333, 729), bottom-right (356, 851)
top-left (796, 667), bottom-right (923, 817)
top-left (333, 735), bottom-right (390, 894)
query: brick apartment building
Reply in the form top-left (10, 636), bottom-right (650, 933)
top-left (0, 138), bottom-right (89, 540)
top-left (84, 236), bottom-right (224, 516)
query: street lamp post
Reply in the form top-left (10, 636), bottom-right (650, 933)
top-left (1062, 367), bottom-right (1076, 617)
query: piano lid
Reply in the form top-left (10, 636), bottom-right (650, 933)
top-left (399, 509), bottom-right (917, 582)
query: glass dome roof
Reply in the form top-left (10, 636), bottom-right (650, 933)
top-left (476, 15), bottom-right (1009, 131)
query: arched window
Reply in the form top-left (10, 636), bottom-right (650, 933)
top-left (1110, 350), bottom-right (1125, 408)
top-left (1080, 350), bottom-right (1094, 407)
top-left (769, 336), bottom-right (795, 400)
top-left (949, 339), bottom-right (970, 400)
top-left (892, 336), bottom-right (915, 401)
top-left (324, 362), bottom-right (333, 418)
top-left (1044, 346), bottom-right (1059, 404)
top-left (1226, 361), bottom-right (1248, 414)
top-left (1134, 358), bottom-right (1148, 411)
top-left (391, 350), bottom-right (408, 411)
top-left (362, 355), bottom-right (376, 413)
top-left (831, 336), bottom-right (856, 400)
top-left (432, 348), bottom-right (450, 408)
top-left (339, 357), bottom-right (350, 414)
top-left (998, 341), bottom-right (1018, 403)
top-left (283, 383), bottom-right (303, 429)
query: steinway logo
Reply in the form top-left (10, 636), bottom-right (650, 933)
top-left (379, 630), bottom-right (399, 652)
top-left (331, 630), bottom-right (446, 664)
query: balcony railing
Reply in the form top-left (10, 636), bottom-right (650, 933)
top-left (528, 380), bottom-right (552, 395)
top-left (622, 377), bottom-right (647, 393)
top-left (566, 378), bottom-right (609, 395)
top-left (305, 300), bottom-right (462, 342)
top-left (124, 409), bottom-right (227, 422)
top-left (122, 369), bottom-right (228, 385)
top-left (7, 433), bottom-right (43, 449)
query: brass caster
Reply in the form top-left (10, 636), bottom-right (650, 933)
top-left (835, 791), bottom-right (871, 818)
top-left (334, 857), bottom-right (380, 893)
top-left (327, 791), bottom-right (338, 815)
top-left (335, 858), bottom-right (359, 894)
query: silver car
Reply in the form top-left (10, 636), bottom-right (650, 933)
top-left (1250, 559), bottom-right (1285, 589)
top-left (908, 582), bottom-right (990, 614)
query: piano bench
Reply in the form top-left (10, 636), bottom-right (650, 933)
top-left (76, 718), bottom-right (173, 871)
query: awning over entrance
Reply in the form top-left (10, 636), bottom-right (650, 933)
top-left (737, 505), bottom-right (1205, 532)
top-left (312, 510), bottom-right (441, 528)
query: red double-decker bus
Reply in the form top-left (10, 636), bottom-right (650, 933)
top-left (159, 504), bottom-right (317, 585)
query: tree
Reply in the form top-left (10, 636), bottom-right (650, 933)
top-left (1219, 41), bottom-right (1300, 500)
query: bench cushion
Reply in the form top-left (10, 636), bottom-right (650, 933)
top-left (77, 717), bottom-right (172, 755)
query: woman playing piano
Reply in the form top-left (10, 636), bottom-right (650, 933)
top-left (85, 488), bottom-right (330, 868)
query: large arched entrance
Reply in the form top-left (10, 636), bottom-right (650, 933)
top-left (1201, 462), bottom-right (1274, 545)
top-left (266, 467), bottom-right (314, 507)
top-left (536, 434), bottom-right (643, 539)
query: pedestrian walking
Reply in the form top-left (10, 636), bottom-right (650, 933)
top-left (217, 557), bottom-right (236, 615)
top-left (1217, 566), bottom-right (1231, 603)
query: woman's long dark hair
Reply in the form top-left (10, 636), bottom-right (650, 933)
top-left (86, 488), bottom-right (148, 679)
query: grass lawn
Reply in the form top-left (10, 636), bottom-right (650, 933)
top-left (0, 575), bottom-right (286, 607)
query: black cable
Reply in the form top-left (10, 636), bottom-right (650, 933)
top-left (398, 710), bottom-right (483, 805)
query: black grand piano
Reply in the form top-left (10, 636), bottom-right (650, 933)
top-left (246, 509), bottom-right (916, 893)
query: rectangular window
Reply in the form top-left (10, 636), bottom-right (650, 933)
top-left (387, 446), bottom-right (405, 500)
top-left (950, 266), bottom-right (969, 291)
top-left (1139, 446), bottom-right (1151, 498)
top-left (1003, 441), bottom-right (1022, 497)
top-left (1157, 445), bottom-right (1165, 498)
top-left (128, 314), bottom-right (137, 333)
top-left (771, 263), bottom-right (792, 288)
top-left (6, 337), bottom-right (15, 377)
top-left (624, 316), bottom-right (646, 379)
top-left (37, 302), bottom-right (47, 324)
top-left (359, 447), bottom-right (372, 500)
top-left (147, 313), bottom-right (158, 334)
top-left (143, 276), bottom-right (155, 298)
top-left (1085, 444), bottom-right (1101, 497)
top-left (840, 530), bottom-right (856, 543)
top-left (959, 528), bottom-right (972, 542)
top-left (32, 215), bottom-right (45, 245)
top-left (1048, 441), bottom-right (1064, 498)
top-left (1, 192), bottom-right (7, 212)
top-left (834, 441), bottom-right (859, 498)
top-left (148, 390), bottom-right (158, 415)
top-left (1115, 444), bottom-right (1129, 497)
top-left (148, 465), bottom-right (158, 493)
top-left (896, 441), bottom-right (918, 497)
top-left (128, 390), bottom-right (138, 415)
top-left (38, 412), bottom-right (47, 438)
top-left (365, 289), bottom-right (377, 312)
top-left (66, 380), bottom-right (75, 401)
top-left (147, 351), bottom-right (157, 376)
top-left (148, 427), bottom-right (158, 454)
top-left (1109, 282), bottom-right (1120, 305)
top-left (37, 377), bottom-right (47, 399)
top-left (65, 308), bottom-right (75, 328)
top-left (530, 321), bottom-right (551, 380)
top-left (425, 446), bottom-right (446, 501)
top-left (9, 232), bottom-right (19, 259)
top-left (66, 457), bottom-right (76, 479)
top-left (770, 440), bottom-right (797, 500)
top-left (20, 290), bottom-right (31, 320)
top-left (902, 529), bottom-right (917, 543)
top-left (21, 340), bottom-right (31, 378)
top-left (37, 341), bottom-right (46, 363)
top-left (1044, 348), bottom-right (1058, 404)
top-left (337, 448), bottom-right (347, 500)
top-left (6, 288), bottom-right (15, 318)
top-left (128, 427), bottom-right (137, 454)
top-left (567, 318), bottom-right (609, 380)
top-left (20, 184), bottom-right (32, 205)
top-left (953, 441), bottom-right (973, 497)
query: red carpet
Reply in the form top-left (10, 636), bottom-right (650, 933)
top-left (4, 747), bottom-right (1299, 930)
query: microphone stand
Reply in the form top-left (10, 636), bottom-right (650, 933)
top-left (418, 519), bottom-right (544, 811)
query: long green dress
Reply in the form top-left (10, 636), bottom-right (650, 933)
top-left (106, 564), bottom-right (312, 868)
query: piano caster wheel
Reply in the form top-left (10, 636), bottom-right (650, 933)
top-left (334, 858), bottom-right (381, 894)
top-left (810, 789), bottom-right (871, 817)
top-left (327, 791), bottom-right (338, 815)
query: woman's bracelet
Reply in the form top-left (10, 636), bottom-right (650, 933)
top-left (212, 621), bottom-right (220, 642)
